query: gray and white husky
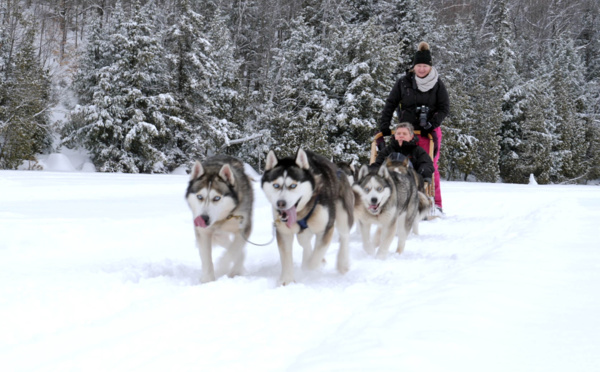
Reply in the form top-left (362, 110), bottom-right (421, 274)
top-left (186, 156), bottom-right (253, 283)
top-left (384, 157), bottom-right (434, 228)
top-left (262, 149), bottom-right (354, 285)
top-left (352, 163), bottom-right (419, 258)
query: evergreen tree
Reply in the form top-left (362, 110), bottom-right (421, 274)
top-left (518, 79), bottom-right (554, 184)
top-left (346, 0), bottom-right (376, 24)
top-left (585, 110), bottom-right (600, 181)
top-left (164, 0), bottom-right (217, 163)
top-left (266, 16), bottom-right (334, 158)
top-left (434, 21), bottom-right (480, 181)
top-left (70, 15), bottom-right (114, 106)
top-left (329, 19), bottom-right (396, 164)
top-left (579, 1), bottom-right (600, 81)
top-left (65, 1), bottom-right (183, 173)
top-left (203, 9), bottom-right (249, 158)
top-left (472, 56), bottom-right (502, 183)
top-left (486, 0), bottom-right (525, 183)
top-left (0, 26), bottom-right (53, 169)
top-left (547, 37), bottom-right (588, 182)
top-left (376, 0), bottom-right (435, 73)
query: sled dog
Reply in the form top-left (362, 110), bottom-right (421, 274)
top-left (385, 157), bottom-right (435, 227)
top-left (186, 156), bottom-right (253, 283)
top-left (262, 149), bottom-right (354, 285)
top-left (352, 162), bottom-right (419, 258)
top-left (335, 161), bottom-right (357, 185)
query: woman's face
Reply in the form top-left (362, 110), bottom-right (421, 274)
top-left (414, 63), bottom-right (432, 78)
top-left (395, 128), bottom-right (414, 145)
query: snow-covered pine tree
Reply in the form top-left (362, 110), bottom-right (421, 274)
top-left (203, 9), bottom-right (252, 159)
top-left (471, 55), bottom-right (502, 183)
top-left (301, 0), bottom-right (344, 38)
top-left (211, 8), bottom-right (269, 167)
top-left (0, 26), bottom-right (53, 169)
top-left (70, 15), bottom-right (114, 106)
top-left (265, 16), bottom-right (335, 158)
top-left (163, 0), bottom-right (218, 164)
top-left (579, 0), bottom-right (600, 82)
top-left (346, 0), bottom-right (376, 24)
top-left (434, 21), bottom-right (480, 181)
top-left (65, 1), bottom-right (183, 173)
top-left (517, 79), bottom-right (554, 184)
top-left (375, 0), bottom-right (435, 74)
top-left (62, 8), bottom-right (122, 160)
top-left (484, 0), bottom-right (525, 183)
top-left (585, 108), bottom-right (600, 181)
top-left (329, 20), bottom-right (396, 164)
top-left (547, 37), bottom-right (588, 183)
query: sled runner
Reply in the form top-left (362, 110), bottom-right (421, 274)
top-left (370, 130), bottom-right (436, 199)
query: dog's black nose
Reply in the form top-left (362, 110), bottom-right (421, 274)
top-left (370, 197), bottom-right (378, 204)
top-left (201, 214), bottom-right (210, 225)
top-left (276, 200), bottom-right (286, 209)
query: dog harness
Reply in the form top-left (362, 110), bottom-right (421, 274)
top-left (297, 195), bottom-right (319, 231)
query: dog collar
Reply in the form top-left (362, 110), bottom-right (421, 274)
top-left (297, 195), bottom-right (319, 231)
top-left (226, 214), bottom-right (244, 222)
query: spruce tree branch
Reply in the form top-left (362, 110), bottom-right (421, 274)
top-left (218, 133), bottom-right (263, 152)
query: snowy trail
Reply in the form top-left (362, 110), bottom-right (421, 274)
top-left (1, 171), bottom-right (599, 371)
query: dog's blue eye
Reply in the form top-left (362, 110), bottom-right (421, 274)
top-left (273, 183), bottom-right (280, 189)
top-left (289, 184), bottom-right (297, 189)
top-left (197, 195), bottom-right (204, 201)
top-left (376, 187), bottom-right (383, 192)
top-left (213, 196), bottom-right (221, 202)
top-left (364, 187), bottom-right (370, 192)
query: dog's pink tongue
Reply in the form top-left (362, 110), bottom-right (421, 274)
top-left (285, 206), bottom-right (297, 229)
top-left (194, 216), bottom-right (207, 228)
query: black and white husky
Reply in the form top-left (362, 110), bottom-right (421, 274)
top-left (186, 156), bottom-right (253, 283)
top-left (352, 163), bottom-right (419, 258)
top-left (262, 149), bottom-right (355, 285)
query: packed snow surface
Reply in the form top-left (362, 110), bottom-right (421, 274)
top-left (1, 163), bottom-right (599, 371)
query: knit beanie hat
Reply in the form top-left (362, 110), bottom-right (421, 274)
top-left (412, 42), bottom-right (432, 66)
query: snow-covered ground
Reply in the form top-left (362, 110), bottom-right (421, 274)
top-left (1, 156), bottom-right (599, 372)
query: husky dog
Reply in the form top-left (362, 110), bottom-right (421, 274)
top-left (352, 163), bottom-right (419, 258)
top-left (262, 149), bottom-right (354, 285)
top-left (335, 161), bottom-right (357, 185)
top-left (385, 157), bottom-right (435, 227)
top-left (185, 156), bottom-right (253, 283)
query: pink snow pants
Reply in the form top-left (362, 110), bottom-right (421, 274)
top-left (416, 127), bottom-right (442, 209)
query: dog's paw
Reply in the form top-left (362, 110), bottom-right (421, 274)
top-left (375, 251), bottom-right (389, 260)
top-left (363, 246), bottom-right (376, 256)
top-left (227, 269), bottom-right (243, 278)
top-left (200, 273), bottom-right (216, 283)
top-left (278, 275), bottom-right (295, 286)
top-left (337, 261), bottom-right (350, 275)
top-left (306, 257), bottom-right (326, 270)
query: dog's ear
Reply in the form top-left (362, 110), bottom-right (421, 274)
top-left (219, 164), bottom-right (235, 186)
top-left (385, 158), bottom-right (392, 167)
top-left (190, 161), bottom-right (204, 180)
top-left (377, 163), bottom-right (390, 179)
top-left (265, 150), bottom-right (278, 171)
top-left (313, 174), bottom-right (323, 193)
top-left (402, 157), bottom-right (410, 167)
top-left (352, 182), bottom-right (364, 197)
top-left (357, 164), bottom-right (370, 180)
top-left (295, 149), bottom-right (310, 170)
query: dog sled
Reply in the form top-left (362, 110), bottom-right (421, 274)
top-left (369, 130), bottom-right (436, 200)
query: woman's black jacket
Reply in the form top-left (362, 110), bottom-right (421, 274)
top-left (379, 71), bottom-right (450, 136)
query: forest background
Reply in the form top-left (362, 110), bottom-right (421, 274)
top-left (1, 0), bottom-right (599, 184)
